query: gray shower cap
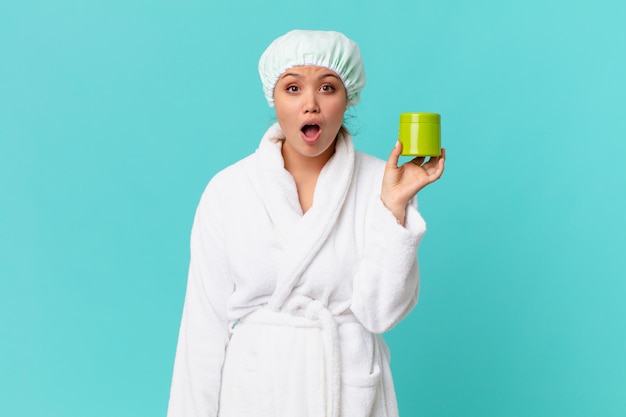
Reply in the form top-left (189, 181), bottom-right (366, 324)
top-left (258, 29), bottom-right (366, 107)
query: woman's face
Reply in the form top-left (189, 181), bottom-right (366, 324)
top-left (273, 65), bottom-right (347, 166)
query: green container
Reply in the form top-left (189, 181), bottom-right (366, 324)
top-left (398, 112), bottom-right (441, 157)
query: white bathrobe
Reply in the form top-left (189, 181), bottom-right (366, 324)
top-left (167, 123), bottom-right (426, 417)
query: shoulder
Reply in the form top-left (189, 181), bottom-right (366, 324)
top-left (212, 154), bottom-right (255, 183)
top-left (200, 153), bottom-right (256, 199)
top-left (355, 150), bottom-right (386, 180)
top-left (356, 150), bottom-right (385, 168)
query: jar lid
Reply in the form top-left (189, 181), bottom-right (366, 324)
top-left (400, 112), bottom-right (440, 123)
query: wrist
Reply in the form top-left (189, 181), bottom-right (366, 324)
top-left (380, 196), bottom-right (407, 226)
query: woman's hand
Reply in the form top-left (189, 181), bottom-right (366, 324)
top-left (381, 141), bottom-right (446, 226)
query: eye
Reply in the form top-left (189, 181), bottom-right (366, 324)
top-left (286, 85), bottom-right (299, 93)
top-left (320, 84), bottom-right (336, 92)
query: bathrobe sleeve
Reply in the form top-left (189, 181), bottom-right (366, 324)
top-left (351, 196), bottom-right (426, 334)
top-left (167, 180), bottom-right (234, 417)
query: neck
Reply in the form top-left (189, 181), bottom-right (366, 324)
top-left (281, 140), bottom-right (336, 179)
top-left (281, 139), bottom-right (337, 214)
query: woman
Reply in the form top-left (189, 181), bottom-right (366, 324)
top-left (167, 29), bottom-right (445, 417)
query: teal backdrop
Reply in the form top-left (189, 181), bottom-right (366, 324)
top-left (1, 0), bottom-right (625, 416)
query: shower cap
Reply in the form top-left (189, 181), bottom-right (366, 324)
top-left (258, 29), bottom-right (366, 107)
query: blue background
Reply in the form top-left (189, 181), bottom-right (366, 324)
top-left (1, 0), bottom-right (625, 416)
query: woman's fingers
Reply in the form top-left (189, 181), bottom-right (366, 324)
top-left (425, 149), bottom-right (446, 180)
top-left (422, 148), bottom-right (446, 169)
top-left (411, 156), bottom-right (426, 166)
top-left (411, 149), bottom-right (446, 185)
top-left (386, 140), bottom-right (402, 170)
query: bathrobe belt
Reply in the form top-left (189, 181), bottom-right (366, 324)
top-left (232, 296), bottom-right (357, 417)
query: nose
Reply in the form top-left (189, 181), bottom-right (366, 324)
top-left (303, 90), bottom-right (319, 113)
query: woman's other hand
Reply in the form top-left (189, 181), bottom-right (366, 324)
top-left (381, 141), bottom-right (446, 226)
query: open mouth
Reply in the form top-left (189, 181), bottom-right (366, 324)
top-left (301, 124), bottom-right (320, 139)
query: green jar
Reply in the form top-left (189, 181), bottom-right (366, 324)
top-left (398, 112), bottom-right (441, 157)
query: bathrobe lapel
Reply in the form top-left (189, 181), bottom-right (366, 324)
top-left (247, 123), bottom-right (356, 311)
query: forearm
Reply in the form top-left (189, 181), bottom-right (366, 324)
top-left (351, 198), bottom-right (426, 333)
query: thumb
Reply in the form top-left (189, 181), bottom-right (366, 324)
top-left (386, 140), bottom-right (402, 170)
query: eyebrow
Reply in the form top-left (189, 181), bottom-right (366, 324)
top-left (279, 72), bottom-right (341, 81)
